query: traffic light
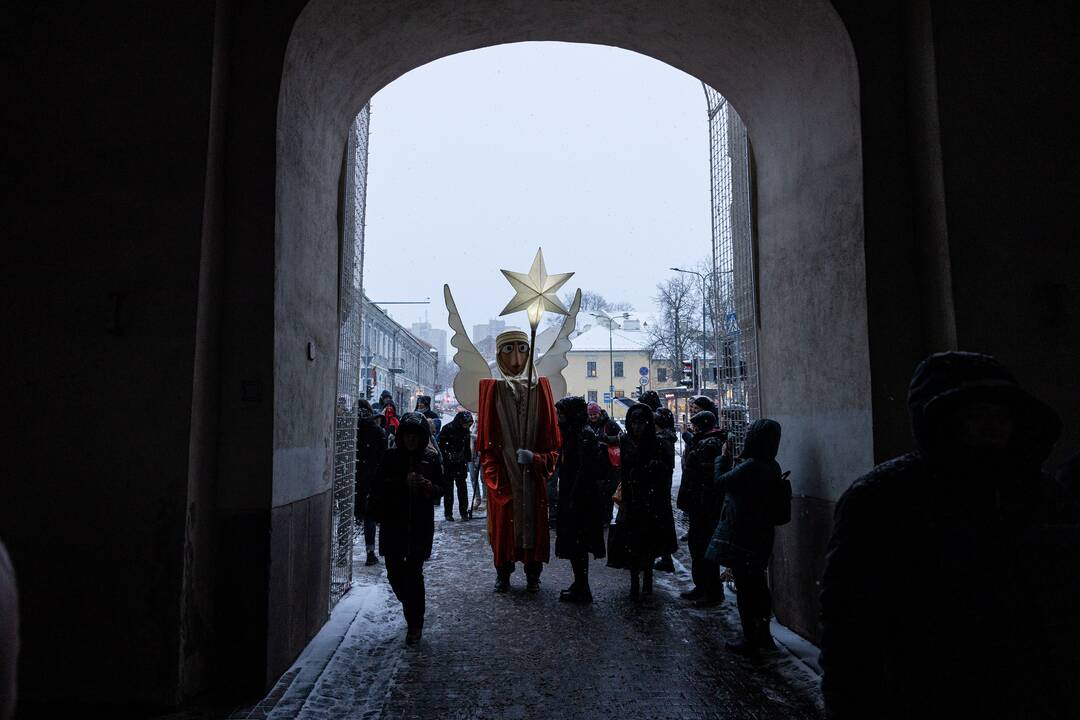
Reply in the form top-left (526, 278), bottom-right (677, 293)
top-left (681, 360), bottom-right (693, 387)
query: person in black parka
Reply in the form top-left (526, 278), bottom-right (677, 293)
top-left (819, 352), bottom-right (1080, 719)
top-left (609, 403), bottom-right (678, 598)
top-left (369, 412), bottom-right (449, 645)
top-left (707, 418), bottom-right (784, 654)
top-left (653, 407), bottom-right (679, 573)
top-left (354, 398), bottom-right (388, 566)
top-left (437, 410), bottom-right (474, 521)
top-left (677, 410), bottom-right (731, 606)
top-left (555, 396), bottom-right (608, 603)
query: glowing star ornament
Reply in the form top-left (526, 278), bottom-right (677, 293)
top-left (499, 248), bottom-right (574, 328)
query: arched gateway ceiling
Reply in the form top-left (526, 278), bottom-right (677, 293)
top-left (272, 0), bottom-right (872, 640)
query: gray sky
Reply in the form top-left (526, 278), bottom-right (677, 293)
top-left (363, 41), bottom-right (711, 337)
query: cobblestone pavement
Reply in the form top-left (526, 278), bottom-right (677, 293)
top-left (256, 499), bottom-right (824, 720)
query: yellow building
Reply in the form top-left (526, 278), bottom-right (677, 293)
top-left (564, 318), bottom-right (669, 419)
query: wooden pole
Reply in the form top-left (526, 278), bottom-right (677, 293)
top-left (520, 323), bottom-right (538, 470)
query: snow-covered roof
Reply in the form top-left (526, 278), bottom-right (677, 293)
top-left (569, 323), bottom-right (652, 353)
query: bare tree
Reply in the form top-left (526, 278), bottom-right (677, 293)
top-left (542, 290), bottom-right (633, 327)
top-left (648, 274), bottom-right (699, 383)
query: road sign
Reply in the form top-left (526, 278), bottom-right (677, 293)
top-left (639, 376), bottom-right (649, 387)
top-left (603, 392), bottom-right (612, 403)
top-left (639, 366), bottom-right (649, 376)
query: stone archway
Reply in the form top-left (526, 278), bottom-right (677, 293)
top-left (272, 0), bottom-right (869, 680)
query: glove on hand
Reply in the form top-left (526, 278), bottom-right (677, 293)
top-left (516, 448), bottom-right (534, 465)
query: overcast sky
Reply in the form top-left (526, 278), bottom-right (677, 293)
top-left (363, 41), bottom-right (712, 337)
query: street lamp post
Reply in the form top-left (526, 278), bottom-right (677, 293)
top-left (590, 311), bottom-right (629, 416)
top-left (670, 268), bottom-right (713, 396)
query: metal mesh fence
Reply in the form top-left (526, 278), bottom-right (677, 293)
top-left (704, 85), bottom-right (760, 452)
top-left (330, 104), bottom-right (371, 607)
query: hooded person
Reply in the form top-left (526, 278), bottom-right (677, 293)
top-left (476, 329), bottom-right (561, 593)
top-left (354, 398), bottom-right (388, 566)
top-left (438, 410), bottom-right (474, 521)
top-left (707, 418), bottom-right (785, 654)
top-left (368, 412), bottom-right (450, 645)
top-left (677, 409), bottom-right (730, 606)
top-left (377, 389), bottom-right (395, 412)
top-left (553, 396), bottom-right (608, 603)
top-left (608, 403), bottom-right (678, 598)
top-left (820, 352), bottom-right (1080, 718)
top-left (653, 407), bottom-right (679, 573)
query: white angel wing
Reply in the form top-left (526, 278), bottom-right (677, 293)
top-left (444, 284), bottom-right (493, 412)
top-left (534, 288), bottom-right (583, 401)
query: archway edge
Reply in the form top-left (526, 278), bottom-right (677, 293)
top-left (275, 0), bottom-right (871, 641)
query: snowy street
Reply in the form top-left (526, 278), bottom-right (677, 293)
top-left (237, 468), bottom-right (824, 720)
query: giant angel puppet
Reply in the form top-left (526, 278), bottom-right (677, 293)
top-left (444, 249), bottom-right (582, 592)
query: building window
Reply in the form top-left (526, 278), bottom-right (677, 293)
top-left (614, 361), bottom-right (624, 378)
top-left (615, 389), bottom-right (625, 398)
top-left (586, 361), bottom-right (597, 378)
top-left (657, 367), bottom-right (668, 383)
top-left (587, 390), bottom-right (598, 403)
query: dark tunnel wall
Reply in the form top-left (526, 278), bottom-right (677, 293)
top-left (1, 0), bottom-right (1078, 712)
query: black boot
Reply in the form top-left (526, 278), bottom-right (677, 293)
top-left (629, 571), bottom-right (640, 599)
top-left (494, 563), bottom-right (512, 593)
top-left (525, 561), bottom-right (542, 593)
top-left (642, 567), bottom-right (653, 595)
top-left (561, 557), bottom-right (592, 603)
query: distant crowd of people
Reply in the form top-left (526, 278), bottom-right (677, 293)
top-left (350, 380), bottom-right (790, 655)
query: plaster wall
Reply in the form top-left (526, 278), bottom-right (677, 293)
top-left (277, 0), bottom-right (870, 663)
top-left (0, 3), bottom-right (220, 709)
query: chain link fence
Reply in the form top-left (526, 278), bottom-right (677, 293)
top-left (330, 104), bottom-right (372, 607)
top-left (704, 85), bottom-right (760, 452)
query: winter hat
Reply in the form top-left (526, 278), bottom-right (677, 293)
top-left (586, 402), bottom-right (603, 414)
top-left (639, 390), bottom-right (662, 411)
top-left (654, 408), bottom-right (676, 430)
top-left (396, 411), bottom-right (431, 449)
top-left (557, 396), bottom-right (589, 428)
top-left (625, 404), bottom-right (657, 436)
top-left (690, 395), bottom-right (718, 416)
top-left (690, 410), bottom-right (718, 433)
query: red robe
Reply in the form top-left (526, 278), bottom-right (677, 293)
top-left (477, 376), bottom-right (561, 566)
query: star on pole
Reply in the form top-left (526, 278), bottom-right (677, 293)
top-left (499, 248), bottom-right (574, 328)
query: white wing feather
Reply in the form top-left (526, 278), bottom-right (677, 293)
top-left (444, 284), bottom-right (493, 412)
top-left (534, 288), bottom-right (582, 401)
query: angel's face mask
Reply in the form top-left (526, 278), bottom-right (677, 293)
top-left (496, 331), bottom-right (530, 377)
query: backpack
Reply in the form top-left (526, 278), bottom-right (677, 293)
top-left (771, 470), bottom-right (792, 526)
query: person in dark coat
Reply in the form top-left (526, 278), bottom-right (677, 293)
top-left (609, 404), bottom-right (678, 598)
top-left (437, 411), bottom-right (474, 521)
top-left (369, 412), bottom-right (449, 645)
top-left (707, 418), bottom-right (784, 654)
top-left (677, 410), bottom-right (730, 606)
top-left (415, 395), bottom-right (442, 436)
top-left (653, 407), bottom-right (679, 573)
top-left (586, 402), bottom-right (622, 525)
top-left (354, 399), bottom-right (388, 566)
top-left (554, 396), bottom-right (608, 603)
top-left (819, 351), bottom-right (1080, 719)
